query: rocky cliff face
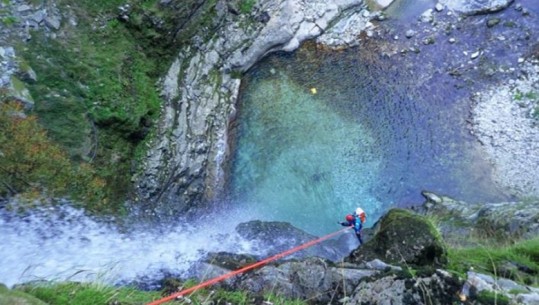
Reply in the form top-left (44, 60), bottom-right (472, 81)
top-left (131, 0), bottom-right (369, 216)
top-left (0, 0), bottom-right (63, 107)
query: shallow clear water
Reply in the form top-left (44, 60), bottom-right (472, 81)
top-left (227, 42), bottom-right (511, 236)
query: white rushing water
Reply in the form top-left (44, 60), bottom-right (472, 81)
top-left (0, 204), bottom-right (260, 288)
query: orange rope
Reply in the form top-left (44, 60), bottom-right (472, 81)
top-left (146, 226), bottom-right (352, 305)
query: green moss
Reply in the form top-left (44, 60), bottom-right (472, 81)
top-left (239, 0), bottom-right (256, 14)
top-left (475, 290), bottom-right (510, 305)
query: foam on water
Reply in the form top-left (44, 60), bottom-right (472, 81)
top-left (0, 204), bottom-right (258, 288)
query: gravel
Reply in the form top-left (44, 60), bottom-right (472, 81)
top-left (470, 60), bottom-right (539, 198)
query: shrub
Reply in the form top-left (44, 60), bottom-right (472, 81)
top-left (0, 101), bottom-right (106, 209)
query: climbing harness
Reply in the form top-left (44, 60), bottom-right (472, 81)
top-left (146, 226), bottom-right (352, 305)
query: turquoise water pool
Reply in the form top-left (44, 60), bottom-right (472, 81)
top-left (227, 19), bottom-right (515, 236)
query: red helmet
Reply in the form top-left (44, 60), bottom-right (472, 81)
top-left (345, 214), bottom-right (354, 222)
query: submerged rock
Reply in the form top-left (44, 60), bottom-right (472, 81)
top-left (438, 0), bottom-right (514, 15)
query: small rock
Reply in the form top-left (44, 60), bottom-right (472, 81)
top-left (435, 3), bottom-right (444, 12)
top-left (422, 191), bottom-right (443, 204)
top-left (518, 58), bottom-right (525, 64)
top-left (17, 5), bottom-right (32, 12)
top-left (422, 36), bottom-right (435, 45)
top-left (420, 9), bottom-right (434, 23)
top-left (32, 10), bottom-right (47, 23)
top-left (514, 3), bottom-right (523, 11)
top-left (486, 18), bottom-right (500, 28)
top-left (45, 15), bottom-right (61, 30)
top-left (471, 51), bottom-right (481, 59)
top-left (405, 30), bottom-right (416, 38)
top-left (448, 37), bottom-right (456, 43)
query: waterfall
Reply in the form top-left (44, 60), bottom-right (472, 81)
top-left (0, 203), bottom-right (258, 288)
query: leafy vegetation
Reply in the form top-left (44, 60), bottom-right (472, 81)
top-left (1, 15), bottom-right (17, 26)
top-left (7, 0), bottom-right (228, 212)
top-left (12, 0), bottom-right (174, 212)
top-left (0, 101), bottom-right (106, 209)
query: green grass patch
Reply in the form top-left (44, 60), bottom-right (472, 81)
top-left (476, 290), bottom-right (510, 305)
top-left (18, 282), bottom-right (162, 305)
top-left (447, 237), bottom-right (539, 285)
top-left (239, 0), bottom-right (256, 14)
top-left (1, 15), bottom-right (18, 26)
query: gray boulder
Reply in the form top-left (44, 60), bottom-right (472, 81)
top-left (236, 220), bottom-right (348, 261)
top-left (349, 269), bottom-right (462, 305)
top-left (236, 257), bottom-right (376, 303)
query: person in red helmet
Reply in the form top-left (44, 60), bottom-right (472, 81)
top-left (339, 207), bottom-right (367, 245)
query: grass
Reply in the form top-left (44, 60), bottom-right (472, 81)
top-left (15, 280), bottom-right (308, 305)
top-left (18, 282), bottom-right (162, 305)
top-left (447, 237), bottom-right (539, 286)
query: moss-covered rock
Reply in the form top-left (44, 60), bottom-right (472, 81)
top-left (347, 208), bottom-right (447, 267)
top-left (0, 283), bottom-right (48, 305)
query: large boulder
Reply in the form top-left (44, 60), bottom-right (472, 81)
top-left (235, 220), bottom-right (348, 261)
top-left (347, 209), bottom-right (447, 267)
top-left (235, 257), bottom-right (376, 303)
top-left (349, 269), bottom-right (462, 305)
